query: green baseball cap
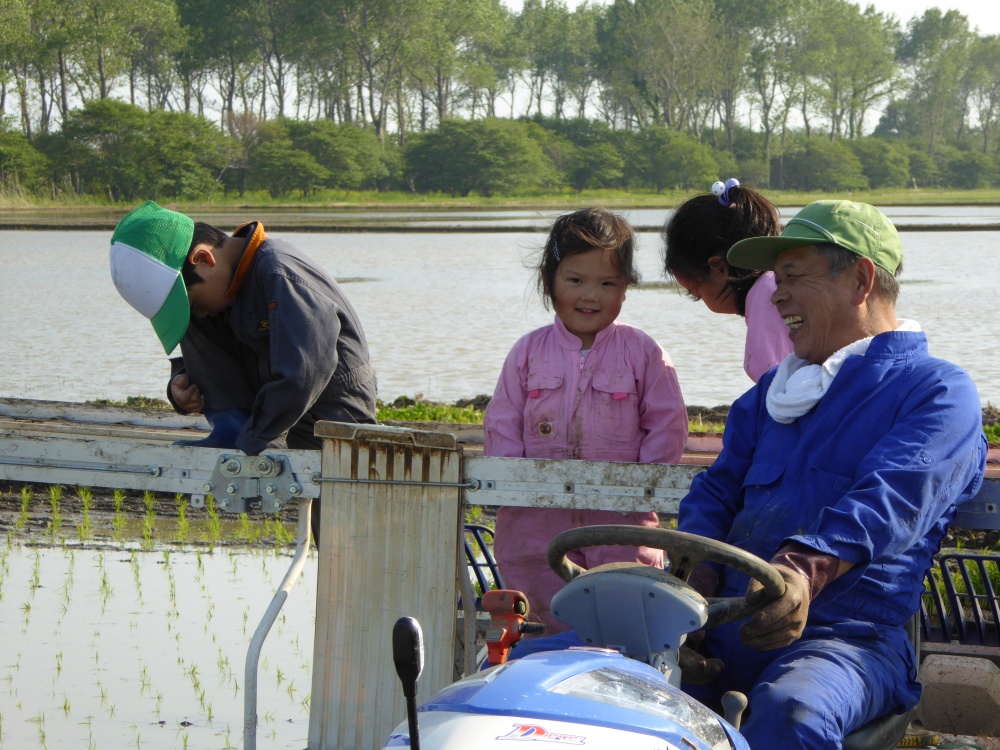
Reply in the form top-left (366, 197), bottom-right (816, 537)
top-left (109, 201), bottom-right (194, 354)
top-left (727, 200), bottom-right (902, 274)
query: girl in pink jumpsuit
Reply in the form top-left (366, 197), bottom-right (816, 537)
top-left (662, 179), bottom-right (792, 382)
top-left (484, 207), bottom-right (688, 634)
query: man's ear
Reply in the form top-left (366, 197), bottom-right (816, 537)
top-left (853, 257), bottom-right (877, 304)
top-left (188, 244), bottom-right (217, 267)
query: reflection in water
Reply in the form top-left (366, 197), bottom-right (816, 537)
top-left (0, 544), bottom-right (315, 749)
top-left (0, 229), bottom-right (997, 408)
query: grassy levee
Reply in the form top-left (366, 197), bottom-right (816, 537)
top-left (3, 186), bottom-right (1000, 214)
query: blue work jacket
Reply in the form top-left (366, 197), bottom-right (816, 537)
top-left (678, 331), bottom-right (987, 636)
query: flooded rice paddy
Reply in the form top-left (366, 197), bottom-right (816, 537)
top-left (1, 224), bottom-right (999, 409)
top-left (0, 487), bottom-right (317, 750)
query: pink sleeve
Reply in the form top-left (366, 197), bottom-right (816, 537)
top-left (743, 272), bottom-right (794, 383)
top-left (483, 343), bottom-right (528, 458)
top-left (636, 338), bottom-right (688, 464)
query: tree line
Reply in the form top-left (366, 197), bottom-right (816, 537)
top-left (2, 0), bottom-right (1000, 200)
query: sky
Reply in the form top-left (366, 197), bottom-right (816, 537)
top-left (501, 0), bottom-right (1000, 36)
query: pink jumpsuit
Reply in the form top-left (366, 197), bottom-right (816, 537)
top-left (484, 317), bottom-right (688, 633)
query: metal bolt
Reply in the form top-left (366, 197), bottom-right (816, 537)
top-left (202, 482), bottom-right (214, 493)
top-left (219, 499), bottom-right (231, 510)
top-left (265, 483), bottom-right (277, 495)
top-left (226, 459), bottom-right (241, 474)
top-left (273, 500), bottom-right (284, 510)
top-left (289, 483), bottom-right (302, 496)
top-left (257, 458), bottom-right (273, 473)
top-left (226, 483), bottom-right (238, 495)
top-left (219, 455), bottom-right (228, 464)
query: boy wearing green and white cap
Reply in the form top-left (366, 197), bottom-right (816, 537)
top-left (110, 201), bottom-right (377, 458)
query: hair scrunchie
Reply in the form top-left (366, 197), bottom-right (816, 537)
top-left (711, 178), bottom-right (740, 206)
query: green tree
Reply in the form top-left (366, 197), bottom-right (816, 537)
top-left (463, 1), bottom-right (520, 119)
top-left (175, 0), bottom-right (258, 123)
top-left (795, 1), bottom-right (897, 140)
top-left (779, 136), bottom-right (868, 191)
top-left (548, 1), bottom-right (600, 120)
top-left (566, 140), bottom-right (623, 191)
top-left (632, 0), bottom-right (719, 134)
top-left (0, 0), bottom-right (36, 138)
top-left (284, 119), bottom-right (388, 189)
top-left (250, 139), bottom-right (329, 197)
top-left (405, 118), bottom-right (554, 196)
top-left (0, 125), bottom-right (50, 193)
top-left (850, 137), bottom-right (911, 188)
top-left (940, 146), bottom-right (996, 188)
top-left (746, 0), bottom-right (800, 186)
top-left (57, 99), bottom-right (153, 200)
top-left (325, 0), bottom-right (423, 144)
top-left (593, 0), bottom-right (652, 128)
top-left (144, 110), bottom-right (235, 198)
top-left (907, 147), bottom-right (940, 187)
top-left (404, 0), bottom-right (505, 125)
top-left (894, 9), bottom-right (972, 152)
top-left (965, 35), bottom-right (1000, 153)
top-left (631, 126), bottom-right (718, 192)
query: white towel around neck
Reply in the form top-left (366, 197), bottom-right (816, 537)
top-left (765, 319), bottom-right (922, 424)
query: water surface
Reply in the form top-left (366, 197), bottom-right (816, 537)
top-left (0, 227), bottom-right (996, 408)
top-left (0, 543), bottom-right (315, 750)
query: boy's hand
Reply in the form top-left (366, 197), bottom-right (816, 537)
top-left (170, 373), bottom-right (204, 414)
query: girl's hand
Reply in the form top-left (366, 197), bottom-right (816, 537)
top-left (170, 373), bottom-right (204, 414)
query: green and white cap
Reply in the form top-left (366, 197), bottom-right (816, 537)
top-left (728, 200), bottom-right (902, 275)
top-left (110, 201), bottom-right (194, 354)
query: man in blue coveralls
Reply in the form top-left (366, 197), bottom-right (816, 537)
top-left (677, 200), bottom-right (987, 749)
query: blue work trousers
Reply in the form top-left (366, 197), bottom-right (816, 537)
top-left (684, 626), bottom-right (915, 750)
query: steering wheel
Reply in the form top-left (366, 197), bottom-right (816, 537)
top-left (546, 525), bottom-right (785, 628)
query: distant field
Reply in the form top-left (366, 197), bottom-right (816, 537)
top-left (3, 187), bottom-right (1000, 213)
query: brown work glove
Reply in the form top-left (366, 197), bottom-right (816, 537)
top-left (739, 544), bottom-right (840, 651)
top-left (679, 644), bottom-right (724, 685)
top-left (684, 561), bottom-right (720, 650)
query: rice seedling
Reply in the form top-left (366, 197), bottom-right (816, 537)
top-left (141, 512), bottom-right (156, 548)
top-left (238, 514), bottom-right (252, 541)
top-left (274, 519), bottom-right (293, 548)
top-left (61, 695), bottom-right (70, 715)
top-left (175, 494), bottom-right (189, 541)
top-left (28, 712), bottom-right (44, 737)
top-left (112, 489), bottom-right (126, 540)
top-left (77, 486), bottom-right (93, 541)
top-left (47, 485), bottom-right (63, 536)
top-left (16, 486), bottom-right (31, 532)
top-left (206, 497), bottom-right (222, 545)
top-left (99, 568), bottom-right (113, 605)
top-left (29, 550), bottom-right (40, 592)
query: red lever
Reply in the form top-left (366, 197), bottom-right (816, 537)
top-left (482, 590), bottom-right (545, 666)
